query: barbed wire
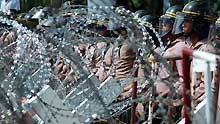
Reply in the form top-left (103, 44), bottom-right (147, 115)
top-left (0, 1), bottom-right (214, 124)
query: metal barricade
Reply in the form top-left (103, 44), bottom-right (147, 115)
top-left (180, 48), bottom-right (220, 124)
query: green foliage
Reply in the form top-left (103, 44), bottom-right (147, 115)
top-left (131, 0), bottom-right (144, 8)
top-left (19, 0), bottom-right (220, 14)
top-left (211, 0), bottom-right (220, 14)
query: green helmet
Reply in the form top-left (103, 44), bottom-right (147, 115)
top-left (141, 15), bottom-right (158, 29)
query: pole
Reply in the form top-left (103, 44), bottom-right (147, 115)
top-left (130, 70), bottom-right (138, 124)
top-left (214, 59), bottom-right (220, 124)
top-left (204, 61), bottom-right (213, 124)
top-left (182, 48), bottom-right (193, 124)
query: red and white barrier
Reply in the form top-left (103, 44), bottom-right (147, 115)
top-left (181, 48), bottom-right (220, 124)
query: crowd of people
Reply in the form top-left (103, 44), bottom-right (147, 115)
top-left (0, 0), bottom-right (220, 124)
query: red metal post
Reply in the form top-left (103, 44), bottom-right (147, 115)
top-left (182, 48), bottom-right (193, 124)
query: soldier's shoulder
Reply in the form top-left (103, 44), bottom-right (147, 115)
top-left (173, 37), bottom-right (188, 48)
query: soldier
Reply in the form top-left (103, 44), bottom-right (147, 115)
top-left (142, 5), bottom-right (185, 101)
top-left (172, 1), bottom-right (215, 52)
top-left (171, 0), bottom-right (215, 115)
top-left (34, 16), bottom-right (79, 95)
top-left (156, 5), bottom-right (186, 93)
top-left (208, 12), bottom-right (220, 52)
top-left (141, 14), bottom-right (159, 30)
top-left (97, 26), bottom-right (136, 96)
top-left (136, 14), bottom-right (161, 86)
top-left (129, 6), bottom-right (185, 122)
top-left (148, 1), bottom-right (213, 121)
top-left (207, 13), bottom-right (220, 113)
top-left (164, 1), bottom-right (215, 78)
top-left (159, 5), bottom-right (183, 49)
top-left (82, 20), bottom-right (110, 78)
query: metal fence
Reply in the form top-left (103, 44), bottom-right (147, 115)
top-left (180, 48), bottom-right (220, 124)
